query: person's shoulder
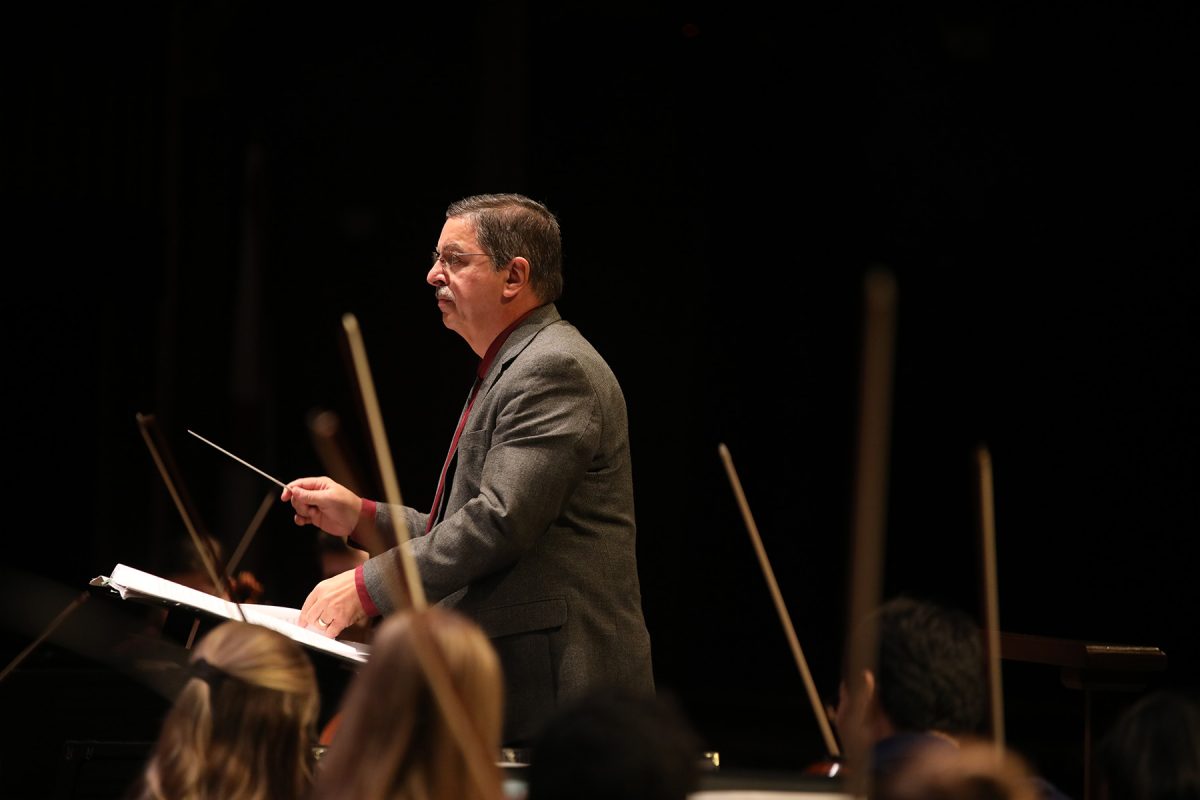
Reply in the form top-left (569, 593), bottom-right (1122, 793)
top-left (523, 315), bottom-right (602, 361)
top-left (507, 306), bottom-right (622, 388)
top-left (509, 325), bottom-right (626, 407)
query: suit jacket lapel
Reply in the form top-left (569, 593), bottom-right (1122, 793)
top-left (477, 303), bottom-right (562, 399)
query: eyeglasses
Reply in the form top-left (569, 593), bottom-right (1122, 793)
top-left (431, 250), bottom-right (488, 270)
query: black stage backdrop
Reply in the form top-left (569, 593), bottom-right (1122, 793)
top-left (3, 3), bottom-right (1197, 798)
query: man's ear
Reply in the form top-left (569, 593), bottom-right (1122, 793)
top-left (502, 257), bottom-right (530, 297)
top-left (862, 668), bottom-right (877, 702)
top-left (861, 668), bottom-right (897, 738)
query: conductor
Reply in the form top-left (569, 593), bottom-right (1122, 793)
top-left (282, 193), bottom-right (655, 745)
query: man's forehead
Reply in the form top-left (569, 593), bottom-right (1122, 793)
top-left (439, 216), bottom-right (477, 246)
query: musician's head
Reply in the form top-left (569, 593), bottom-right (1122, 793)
top-left (836, 596), bottom-right (986, 752)
top-left (1095, 688), bottom-right (1200, 800)
top-left (135, 621), bottom-right (319, 800)
top-left (527, 685), bottom-right (703, 800)
top-left (161, 532), bottom-right (225, 592)
top-left (310, 607), bottom-right (504, 800)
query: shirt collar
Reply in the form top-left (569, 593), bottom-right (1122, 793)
top-left (478, 307), bottom-right (539, 379)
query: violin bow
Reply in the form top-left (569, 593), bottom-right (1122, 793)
top-left (718, 443), bottom-right (842, 760)
top-left (306, 407), bottom-right (394, 557)
top-left (225, 491), bottom-right (275, 577)
top-left (340, 312), bottom-right (502, 800)
top-left (842, 267), bottom-right (898, 797)
top-left (974, 443), bottom-right (1006, 752)
top-left (340, 315), bottom-right (425, 610)
top-left (136, 412), bottom-right (246, 624)
top-left (0, 590), bottom-right (90, 684)
top-left (306, 408), bottom-right (366, 497)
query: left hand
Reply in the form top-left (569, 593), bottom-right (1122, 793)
top-left (300, 567), bottom-right (368, 638)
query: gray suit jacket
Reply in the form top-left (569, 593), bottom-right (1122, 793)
top-left (362, 303), bottom-right (654, 743)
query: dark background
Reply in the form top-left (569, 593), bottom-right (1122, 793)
top-left (3, 2), bottom-right (1197, 798)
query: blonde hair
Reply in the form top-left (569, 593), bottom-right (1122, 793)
top-left (311, 607), bottom-right (504, 800)
top-left (134, 621), bottom-right (319, 800)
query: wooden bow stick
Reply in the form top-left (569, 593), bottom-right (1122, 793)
top-left (340, 312), bottom-right (501, 800)
top-left (974, 443), bottom-right (1006, 752)
top-left (718, 443), bottom-right (841, 760)
top-left (137, 412), bottom-right (244, 624)
top-left (842, 267), bottom-right (898, 797)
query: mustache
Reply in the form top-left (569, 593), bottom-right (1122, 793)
top-left (435, 286), bottom-right (454, 301)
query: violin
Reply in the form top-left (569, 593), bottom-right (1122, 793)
top-left (803, 758), bottom-right (844, 777)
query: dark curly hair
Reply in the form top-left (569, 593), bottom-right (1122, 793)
top-left (870, 596), bottom-right (987, 736)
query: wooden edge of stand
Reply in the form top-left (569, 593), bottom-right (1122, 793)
top-left (998, 631), bottom-right (1167, 674)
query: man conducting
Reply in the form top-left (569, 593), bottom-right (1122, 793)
top-left (282, 193), bottom-right (654, 745)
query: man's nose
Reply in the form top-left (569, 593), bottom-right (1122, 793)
top-left (427, 263), bottom-right (447, 286)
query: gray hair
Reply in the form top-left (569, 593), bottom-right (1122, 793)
top-left (446, 193), bottom-right (563, 303)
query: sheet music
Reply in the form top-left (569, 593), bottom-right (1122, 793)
top-left (94, 563), bottom-right (370, 664)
